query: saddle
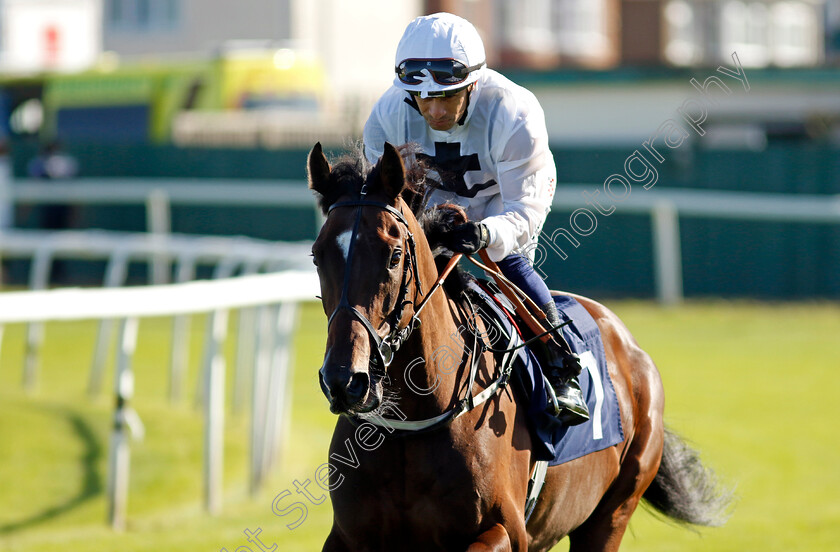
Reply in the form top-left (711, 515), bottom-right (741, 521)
top-left (462, 274), bottom-right (623, 466)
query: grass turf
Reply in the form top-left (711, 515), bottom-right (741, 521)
top-left (0, 300), bottom-right (838, 551)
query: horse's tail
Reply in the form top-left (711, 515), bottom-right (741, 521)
top-left (642, 427), bottom-right (734, 527)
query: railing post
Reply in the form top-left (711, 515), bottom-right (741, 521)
top-left (249, 305), bottom-right (276, 495)
top-left (88, 249), bottom-right (131, 397)
top-left (203, 308), bottom-right (228, 515)
top-left (107, 317), bottom-right (141, 530)
top-left (170, 255), bottom-right (196, 404)
top-left (210, 258), bottom-right (248, 413)
top-left (652, 200), bottom-right (684, 305)
top-left (146, 188), bottom-right (171, 286)
top-left (234, 259), bottom-right (265, 415)
top-left (23, 247), bottom-right (54, 391)
top-left (265, 302), bottom-right (298, 472)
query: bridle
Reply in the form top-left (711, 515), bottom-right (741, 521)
top-left (322, 185), bottom-right (549, 522)
top-left (325, 185), bottom-right (426, 370)
top-left (323, 186), bottom-right (514, 434)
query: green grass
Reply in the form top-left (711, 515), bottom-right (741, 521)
top-left (0, 300), bottom-right (838, 551)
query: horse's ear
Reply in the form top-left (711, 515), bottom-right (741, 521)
top-left (376, 142), bottom-right (407, 200)
top-left (307, 142), bottom-right (334, 213)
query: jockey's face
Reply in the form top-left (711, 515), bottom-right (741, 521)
top-left (414, 85), bottom-right (472, 131)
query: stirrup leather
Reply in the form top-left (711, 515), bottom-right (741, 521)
top-left (468, 251), bottom-right (590, 426)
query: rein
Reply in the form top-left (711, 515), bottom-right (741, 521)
top-left (326, 191), bottom-right (464, 370)
top-left (325, 190), bottom-right (515, 434)
top-left (359, 301), bottom-right (518, 434)
top-left (326, 187), bottom-right (424, 369)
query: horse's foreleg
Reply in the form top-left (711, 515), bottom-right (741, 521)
top-left (466, 523), bottom-right (512, 552)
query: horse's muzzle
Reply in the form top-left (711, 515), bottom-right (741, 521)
top-left (319, 365), bottom-right (372, 414)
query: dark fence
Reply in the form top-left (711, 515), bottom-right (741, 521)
top-left (9, 140), bottom-right (840, 299)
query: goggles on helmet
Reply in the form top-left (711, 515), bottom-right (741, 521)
top-left (396, 58), bottom-right (485, 86)
top-left (407, 87), bottom-right (469, 99)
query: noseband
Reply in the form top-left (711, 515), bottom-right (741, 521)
top-left (326, 186), bottom-right (424, 369)
top-left (323, 187), bottom-right (516, 434)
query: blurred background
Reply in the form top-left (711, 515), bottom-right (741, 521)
top-left (0, 2), bottom-right (838, 552)
top-left (0, 0), bottom-right (837, 297)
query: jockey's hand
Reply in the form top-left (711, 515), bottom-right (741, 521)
top-left (444, 222), bottom-right (489, 254)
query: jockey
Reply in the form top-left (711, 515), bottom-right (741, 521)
top-left (363, 12), bottom-right (589, 426)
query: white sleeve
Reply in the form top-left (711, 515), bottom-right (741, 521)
top-left (363, 106), bottom-right (386, 165)
top-left (480, 97), bottom-right (556, 261)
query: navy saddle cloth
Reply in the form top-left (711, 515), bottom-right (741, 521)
top-left (468, 281), bottom-right (624, 466)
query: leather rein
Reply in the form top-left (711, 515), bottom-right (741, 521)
top-left (325, 190), bottom-right (514, 433)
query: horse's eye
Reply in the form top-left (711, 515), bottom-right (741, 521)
top-left (389, 249), bottom-right (402, 269)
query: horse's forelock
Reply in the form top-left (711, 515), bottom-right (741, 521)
top-left (333, 160), bottom-right (366, 192)
top-left (315, 146), bottom-right (472, 308)
top-left (311, 154), bottom-right (367, 213)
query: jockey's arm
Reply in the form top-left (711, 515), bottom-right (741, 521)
top-left (479, 115), bottom-right (556, 262)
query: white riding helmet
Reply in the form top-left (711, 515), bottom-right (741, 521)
top-left (394, 12), bottom-right (486, 98)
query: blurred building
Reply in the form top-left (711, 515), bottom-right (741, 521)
top-left (431, 0), bottom-right (829, 69)
top-left (102, 0), bottom-right (419, 105)
top-left (103, 0), bottom-right (285, 57)
top-left (424, 0), bottom-right (621, 69)
top-left (422, 0), bottom-right (840, 149)
top-left (660, 0), bottom-right (825, 68)
top-left (0, 0), bottom-right (102, 73)
top-left (1, 0), bottom-right (833, 77)
top-left (827, 0), bottom-right (840, 62)
top-left (1, 0), bottom-right (838, 148)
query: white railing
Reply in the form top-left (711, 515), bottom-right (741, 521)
top-left (0, 227), bottom-right (313, 284)
top-left (5, 177), bottom-right (840, 303)
top-left (0, 269), bottom-right (318, 321)
top-left (2, 175), bottom-right (836, 527)
top-left (0, 228), bottom-right (314, 401)
top-left (1, 177), bottom-right (323, 237)
top-left (0, 270), bottom-right (321, 529)
top-left (551, 185), bottom-right (840, 304)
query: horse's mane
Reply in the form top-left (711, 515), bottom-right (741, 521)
top-left (317, 143), bottom-right (474, 297)
top-left (399, 145), bottom-right (477, 297)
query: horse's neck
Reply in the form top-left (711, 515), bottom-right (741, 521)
top-left (391, 266), bottom-right (475, 421)
top-left (387, 208), bottom-right (478, 420)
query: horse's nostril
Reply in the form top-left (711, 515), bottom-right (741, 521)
top-left (320, 366), bottom-right (370, 412)
top-left (346, 372), bottom-right (369, 403)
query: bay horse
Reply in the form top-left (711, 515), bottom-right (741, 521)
top-left (307, 142), bottom-right (730, 551)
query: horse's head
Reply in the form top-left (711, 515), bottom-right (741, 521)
top-left (308, 142), bottom-right (426, 415)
